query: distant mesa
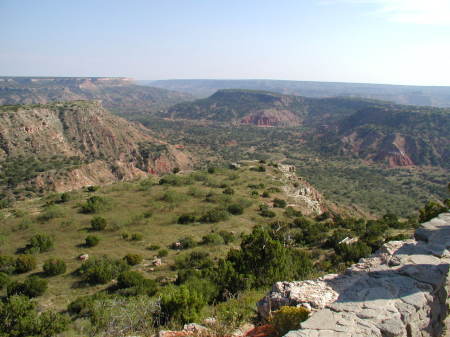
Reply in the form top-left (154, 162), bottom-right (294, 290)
top-left (0, 76), bottom-right (193, 114)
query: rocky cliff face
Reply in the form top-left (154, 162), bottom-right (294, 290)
top-left (314, 106), bottom-right (450, 168)
top-left (0, 101), bottom-right (192, 194)
top-left (257, 212), bottom-right (450, 337)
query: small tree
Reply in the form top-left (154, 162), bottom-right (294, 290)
top-left (43, 258), bottom-right (66, 276)
top-left (90, 216), bottom-right (107, 231)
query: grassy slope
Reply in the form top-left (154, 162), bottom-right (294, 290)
top-left (0, 164), bottom-right (296, 310)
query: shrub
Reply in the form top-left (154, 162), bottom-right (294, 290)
top-left (159, 174), bottom-right (192, 186)
top-left (116, 271), bottom-right (158, 296)
top-left (267, 187), bottom-right (281, 193)
top-left (177, 214), bottom-right (197, 224)
top-left (160, 190), bottom-right (187, 203)
top-left (59, 192), bottom-right (71, 203)
top-left (43, 258), bottom-right (66, 276)
top-left (419, 201), bottom-right (447, 222)
top-left (86, 185), bottom-right (99, 192)
top-left (124, 254), bottom-right (143, 266)
top-left (335, 241), bottom-right (372, 263)
top-left (22, 276), bottom-right (48, 297)
top-left (271, 306), bottom-right (309, 336)
top-left (143, 210), bottom-right (153, 218)
top-left (207, 167), bottom-right (216, 174)
top-left (131, 233), bottom-right (143, 241)
top-left (15, 255), bottom-right (37, 273)
top-left (78, 256), bottom-right (129, 285)
top-left (38, 205), bottom-right (65, 222)
top-left (160, 285), bottom-right (207, 324)
top-left (172, 236), bottom-right (197, 250)
top-left (223, 187), bottom-right (235, 195)
top-left (260, 209), bottom-right (276, 218)
top-left (7, 276), bottom-right (48, 298)
top-left (0, 272), bottom-right (10, 290)
top-left (174, 251), bottom-right (213, 271)
top-left (228, 204), bottom-right (244, 215)
top-left (148, 244), bottom-right (160, 251)
top-left (157, 249), bottom-right (169, 257)
top-left (85, 235), bottom-right (100, 247)
top-left (219, 230), bottom-right (236, 244)
top-left (0, 295), bottom-right (69, 337)
top-left (213, 290), bottom-right (263, 333)
top-left (67, 295), bottom-right (94, 315)
top-left (200, 208), bottom-right (229, 223)
top-left (273, 198), bottom-right (287, 208)
top-left (117, 270), bottom-right (145, 288)
top-left (172, 167), bottom-right (180, 174)
top-left (91, 216), bottom-right (107, 231)
top-left (201, 233), bottom-right (225, 246)
top-left (250, 166), bottom-right (266, 172)
top-left (0, 198), bottom-right (12, 209)
top-left (262, 191), bottom-right (271, 198)
top-left (25, 233), bottom-right (54, 253)
top-left (205, 192), bottom-right (231, 204)
top-left (0, 255), bottom-right (16, 275)
top-left (285, 207), bottom-right (302, 218)
top-left (80, 196), bottom-right (108, 214)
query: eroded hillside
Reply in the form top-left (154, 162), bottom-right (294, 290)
top-left (0, 101), bottom-right (191, 198)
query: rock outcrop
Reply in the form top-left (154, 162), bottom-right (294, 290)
top-left (257, 212), bottom-right (450, 337)
top-left (278, 164), bottom-right (324, 215)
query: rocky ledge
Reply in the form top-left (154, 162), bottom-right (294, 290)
top-left (257, 212), bottom-right (450, 337)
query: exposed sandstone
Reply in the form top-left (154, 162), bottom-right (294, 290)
top-left (278, 164), bottom-right (324, 215)
top-left (257, 212), bottom-right (450, 337)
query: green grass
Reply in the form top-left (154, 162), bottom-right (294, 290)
top-left (0, 163), bottom-right (297, 310)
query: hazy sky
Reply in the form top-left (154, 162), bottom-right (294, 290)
top-left (1, 0), bottom-right (449, 86)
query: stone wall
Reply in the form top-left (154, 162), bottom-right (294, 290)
top-left (257, 212), bottom-right (450, 337)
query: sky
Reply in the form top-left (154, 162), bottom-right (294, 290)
top-left (1, 0), bottom-right (450, 86)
